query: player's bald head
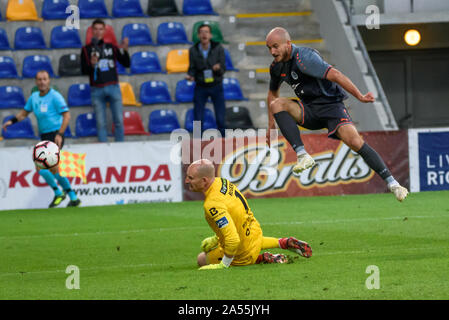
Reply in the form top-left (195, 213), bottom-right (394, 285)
top-left (266, 27), bottom-right (291, 44)
top-left (189, 159), bottom-right (215, 178)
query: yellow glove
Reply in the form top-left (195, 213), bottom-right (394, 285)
top-left (198, 261), bottom-right (229, 271)
top-left (200, 235), bottom-right (219, 252)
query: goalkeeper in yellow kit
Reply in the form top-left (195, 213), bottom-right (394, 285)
top-left (185, 159), bottom-right (312, 270)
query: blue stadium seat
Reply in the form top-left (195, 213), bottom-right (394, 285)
top-left (50, 26), bottom-right (82, 48)
top-left (64, 125), bottom-right (74, 138)
top-left (183, 0), bottom-right (217, 15)
top-left (68, 83), bottom-right (91, 107)
top-left (0, 86), bottom-right (26, 108)
top-left (140, 81), bottom-right (172, 104)
top-left (149, 109), bottom-right (180, 134)
top-left (0, 28), bottom-right (11, 50)
top-left (223, 78), bottom-right (247, 100)
top-left (112, 0), bottom-right (145, 17)
top-left (157, 22), bottom-right (191, 45)
top-left (225, 49), bottom-right (238, 71)
top-left (130, 51), bottom-right (162, 74)
top-left (175, 79), bottom-right (195, 103)
top-left (122, 23), bottom-right (154, 46)
top-left (2, 116), bottom-right (38, 139)
top-left (75, 112), bottom-right (97, 137)
top-left (22, 55), bottom-right (54, 78)
top-left (42, 0), bottom-right (71, 20)
top-left (14, 26), bottom-right (46, 50)
top-left (116, 60), bottom-right (127, 75)
top-left (78, 0), bottom-right (109, 18)
top-left (185, 108), bottom-right (217, 132)
top-left (0, 57), bottom-right (19, 78)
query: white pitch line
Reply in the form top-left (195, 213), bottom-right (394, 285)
top-left (0, 245), bottom-right (446, 278)
top-left (0, 215), bottom-right (446, 241)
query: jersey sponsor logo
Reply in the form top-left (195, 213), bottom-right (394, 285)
top-left (220, 178), bottom-right (228, 195)
top-left (291, 71), bottom-right (298, 80)
top-left (216, 216), bottom-right (229, 229)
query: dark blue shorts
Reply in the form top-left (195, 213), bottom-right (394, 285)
top-left (293, 100), bottom-right (353, 140)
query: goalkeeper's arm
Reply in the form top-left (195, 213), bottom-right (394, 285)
top-left (200, 235), bottom-right (219, 252)
top-left (199, 254), bottom-right (234, 270)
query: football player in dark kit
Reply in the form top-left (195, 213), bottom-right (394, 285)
top-left (265, 27), bottom-right (408, 202)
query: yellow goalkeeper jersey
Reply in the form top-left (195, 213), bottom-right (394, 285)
top-left (203, 177), bottom-right (263, 264)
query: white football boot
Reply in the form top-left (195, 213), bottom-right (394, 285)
top-left (389, 184), bottom-right (409, 202)
top-left (292, 153), bottom-right (315, 174)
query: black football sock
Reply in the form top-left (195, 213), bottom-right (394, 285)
top-left (273, 111), bottom-right (304, 153)
top-left (357, 143), bottom-right (395, 184)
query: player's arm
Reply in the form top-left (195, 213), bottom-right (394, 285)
top-left (199, 203), bottom-right (240, 270)
top-left (2, 109), bottom-right (30, 131)
top-left (326, 68), bottom-right (375, 103)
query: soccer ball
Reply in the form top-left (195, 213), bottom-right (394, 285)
top-left (33, 140), bottom-right (60, 169)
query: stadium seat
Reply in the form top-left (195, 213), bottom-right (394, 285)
top-left (78, 0), bottom-right (109, 18)
top-left (0, 86), bottom-right (26, 108)
top-left (75, 112), bottom-right (97, 137)
top-left (64, 125), bottom-right (74, 138)
top-left (122, 23), bottom-right (154, 46)
top-left (130, 51), bottom-right (162, 74)
top-left (58, 54), bottom-right (82, 77)
top-left (0, 57), bottom-right (18, 78)
top-left (175, 79), bottom-right (195, 103)
top-left (6, 0), bottom-right (41, 21)
top-left (225, 106), bottom-right (254, 129)
top-left (50, 26), bottom-right (82, 48)
top-left (225, 49), bottom-right (238, 71)
top-left (112, 0), bottom-right (145, 17)
top-left (157, 22), bottom-right (191, 45)
top-left (2, 116), bottom-right (38, 139)
top-left (185, 108), bottom-right (217, 132)
top-left (192, 21), bottom-right (226, 43)
top-left (42, 0), bottom-right (70, 20)
top-left (116, 60), bottom-right (127, 75)
top-left (119, 82), bottom-right (141, 106)
top-left (86, 24), bottom-right (118, 47)
top-left (166, 49), bottom-right (189, 73)
top-left (147, 0), bottom-right (179, 16)
top-left (115, 111), bottom-right (150, 135)
top-left (22, 55), bottom-right (54, 78)
top-left (0, 28), bottom-right (11, 50)
top-left (68, 83), bottom-right (91, 107)
top-left (183, 0), bottom-right (217, 15)
top-left (223, 78), bottom-right (247, 101)
top-left (148, 109), bottom-right (180, 134)
top-left (14, 26), bottom-right (46, 49)
top-left (140, 81), bottom-right (172, 104)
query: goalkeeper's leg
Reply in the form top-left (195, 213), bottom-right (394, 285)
top-left (262, 236), bottom-right (312, 258)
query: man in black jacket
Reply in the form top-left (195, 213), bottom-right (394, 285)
top-left (81, 19), bottom-right (130, 142)
top-left (186, 23), bottom-right (226, 137)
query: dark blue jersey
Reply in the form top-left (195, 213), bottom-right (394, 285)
top-left (269, 45), bottom-right (348, 105)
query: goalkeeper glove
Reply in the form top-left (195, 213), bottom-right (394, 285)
top-left (200, 235), bottom-right (219, 252)
top-left (198, 261), bottom-right (229, 271)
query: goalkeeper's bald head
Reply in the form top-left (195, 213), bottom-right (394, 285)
top-left (186, 159), bottom-right (216, 193)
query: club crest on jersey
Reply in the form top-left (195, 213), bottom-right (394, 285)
top-left (216, 217), bottom-right (229, 229)
top-left (291, 71), bottom-right (298, 80)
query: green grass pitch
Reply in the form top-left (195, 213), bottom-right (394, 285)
top-left (1, 191), bottom-right (448, 300)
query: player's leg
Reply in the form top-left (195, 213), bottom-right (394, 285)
top-left (38, 166), bottom-right (66, 208)
top-left (336, 124), bottom-right (408, 201)
top-left (52, 166), bottom-right (81, 207)
top-left (278, 237), bottom-right (312, 258)
top-left (270, 98), bottom-right (315, 173)
top-left (209, 84), bottom-right (226, 137)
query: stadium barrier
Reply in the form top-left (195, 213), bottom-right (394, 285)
top-left (182, 131), bottom-right (410, 201)
top-left (0, 141), bottom-right (183, 210)
top-left (408, 127), bottom-right (449, 192)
